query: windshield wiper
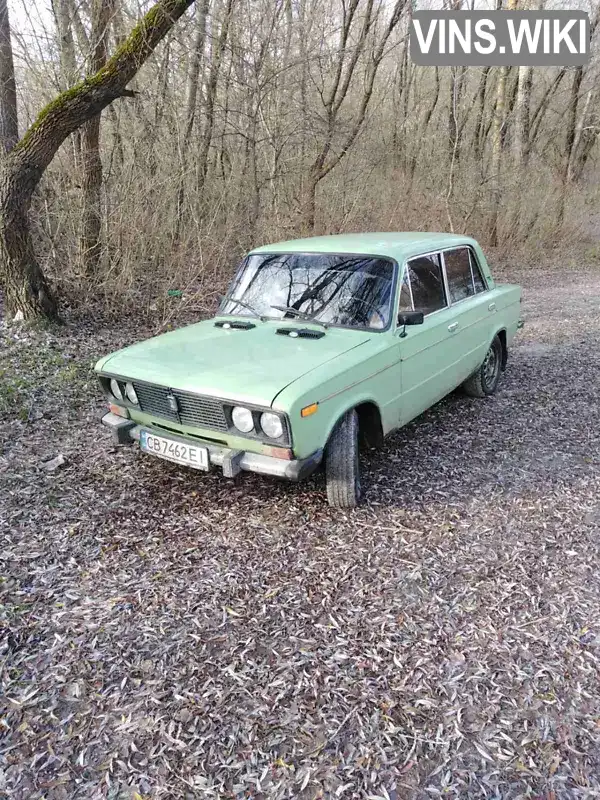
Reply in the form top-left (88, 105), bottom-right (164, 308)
top-left (220, 295), bottom-right (266, 321)
top-left (270, 304), bottom-right (328, 329)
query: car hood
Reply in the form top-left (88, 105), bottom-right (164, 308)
top-left (95, 318), bottom-right (373, 407)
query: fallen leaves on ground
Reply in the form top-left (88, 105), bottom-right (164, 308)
top-left (1, 270), bottom-right (600, 799)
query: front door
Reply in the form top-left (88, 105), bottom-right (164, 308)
top-left (396, 252), bottom-right (466, 426)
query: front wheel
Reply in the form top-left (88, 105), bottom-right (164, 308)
top-left (462, 335), bottom-right (503, 398)
top-left (325, 409), bottom-right (362, 509)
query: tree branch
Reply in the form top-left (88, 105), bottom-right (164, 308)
top-left (10, 0), bottom-right (195, 182)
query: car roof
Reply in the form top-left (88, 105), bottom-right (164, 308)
top-left (249, 232), bottom-right (478, 262)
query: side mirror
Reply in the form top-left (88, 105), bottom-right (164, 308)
top-left (397, 310), bottom-right (424, 337)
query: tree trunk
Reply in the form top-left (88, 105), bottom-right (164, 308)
top-left (557, 7), bottom-right (598, 225)
top-left (0, 0), bottom-right (196, 320)
top-left (528, 67), bottom-right (566, 148)
top-left (51, 0), bottom-right (80, 90)
top-left (80, 0), bottom-right (114, 275)
top-left (197, 0), bottom-right (235, 193)
top-left (0, 172), bottom-right (55, 317)
top-left (472, 67), bottom-right (489, 163)
top-left (568, 87), bottom-right (600, 182)
top-left (447, 0), bottom-right (464, 165)
top-left (174, 0), bottom-right (209, 242)
top-left (514, 64), bottom-right (532, 165)
top-left (51, 0), bottom-right (83, 170)
top-left (302, 171), bottom-right (319, 235)
top-left (448, 65), bottom-right (465, 164)
top-left (0, 0), bottom-right (18, 154)
top-left (487, 0), bottom-right (516, 246)
top-left (555, 65), bottom-right (583, 227)
top-left (487, 72), bottom-right (506, 246)
top-left (408, 66), bottom-right (440, 183)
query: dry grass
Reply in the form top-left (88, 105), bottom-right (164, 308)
top-left (1, 268), bottom-right (600, 799)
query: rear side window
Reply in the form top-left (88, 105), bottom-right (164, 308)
top-left (470, 250), bottom-right (486, 292)
top-left (407, 253), bottom-right (446, 315)
top-left (443, 247), bottom-right (488, 302)
top-left (444, 248), bottom-right (475, 303)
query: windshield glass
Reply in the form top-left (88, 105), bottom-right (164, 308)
top-left (221, 253), bottom-right (396, 330)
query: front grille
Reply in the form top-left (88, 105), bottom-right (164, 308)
top-left (133, 383), bottom-right (228, 432)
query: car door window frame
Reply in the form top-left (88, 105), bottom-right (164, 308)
top-left (396, 250), bottom-right (448, 324)
top-left (439, 246), bottom-right (489, 307)
top-left (396, 245), bottom-right (492, 331)
top-left (468, 248), bottom-right (488, 293)
top-left (398, 263), bottom-right (415, 312)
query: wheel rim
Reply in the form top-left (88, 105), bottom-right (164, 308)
top-left (482, 345), bottom-right (499, 387)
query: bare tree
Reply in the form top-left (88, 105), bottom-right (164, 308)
top-left (173, 0), bottom-right (209, 242)
top-left (80, 0), bottom-right (115, 274)
top-left (557, 6), bottom-right (600, 225)
top-left (303, 0), bottom-right (407, 232)
top-left (51, 0), bottom-right (81, 90)
top-left (487, 0), bottom-right (517, 246)
top-left (0, 0), bottom-right (196, 319)
top-left (0, 0), bottom-right (18, 154)
top-left (2, 0), bottom-right (598, 317)
top-left (472, 66), bottom-right (489, 162)
top-left (197, 0), bottom-right (235, 193)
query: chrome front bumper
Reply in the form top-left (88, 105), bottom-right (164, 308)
top-left (101, 412), bottom-right (322, 482)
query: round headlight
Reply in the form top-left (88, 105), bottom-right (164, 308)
top-left (125, 382), bottom-right (138, 404)
top-left (109, 378), bottom-right (123, 400)
top-left (232, 406), bottom-right (254, 433)
top-left (260, 412), bottom-right (283, 439)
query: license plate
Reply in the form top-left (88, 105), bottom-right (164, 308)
top-left (140, 430), bottom-right (209, 471)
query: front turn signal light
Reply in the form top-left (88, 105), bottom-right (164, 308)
top-left (109, 403), bottom-right (129, 418)
top-left (301, 403), bottom-right (318, 418)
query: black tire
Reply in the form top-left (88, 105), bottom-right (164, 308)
top-left (462, 335), bottom-right (503, 398)
top-left (325, 409), bottom-right (362, 509)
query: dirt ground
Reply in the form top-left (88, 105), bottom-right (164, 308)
top-left (1, 267), bottom-right (600, 799)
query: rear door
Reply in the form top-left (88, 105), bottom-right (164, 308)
top-left (440, 246), bottom-right (495, 381)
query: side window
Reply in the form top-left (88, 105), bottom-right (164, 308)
top-left (469, 250), bottom-right (487, 293)
top-left (398, 269), bottom-right (413, 311)
top-left (444, 248), bottom-right (475, 303)
top-left (407, 253), bottom-right (447, 315)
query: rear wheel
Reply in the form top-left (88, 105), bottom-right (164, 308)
top-left (325, 409), bottom-right (362, 508)
top-left (462, 335), bottom-right (503, 398)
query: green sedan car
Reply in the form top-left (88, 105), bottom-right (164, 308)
top-left (95, 232), bottom-right (523, 507)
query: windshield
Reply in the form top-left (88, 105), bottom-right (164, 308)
top-left (220, 252), bottom-right (396, 330)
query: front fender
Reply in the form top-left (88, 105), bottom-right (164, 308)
top-left (286, 390), bottom-right (384, 460)
top-left (320, 394), bottom-right (383, 450)
top-left (273, 335), bottom-right (396, 459)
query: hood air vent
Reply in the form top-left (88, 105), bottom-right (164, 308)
top-left (276, 327), bottom-right (325, 340)
top-left (214, 320), bottom-right (256, 330)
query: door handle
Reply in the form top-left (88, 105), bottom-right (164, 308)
top-left (488, 302), bottom-right (497, 311)
top-left (448, 322), bottom-right (459, 332)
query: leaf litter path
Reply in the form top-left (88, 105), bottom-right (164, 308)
top-left (1, 269), bottom-right (600, 800)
